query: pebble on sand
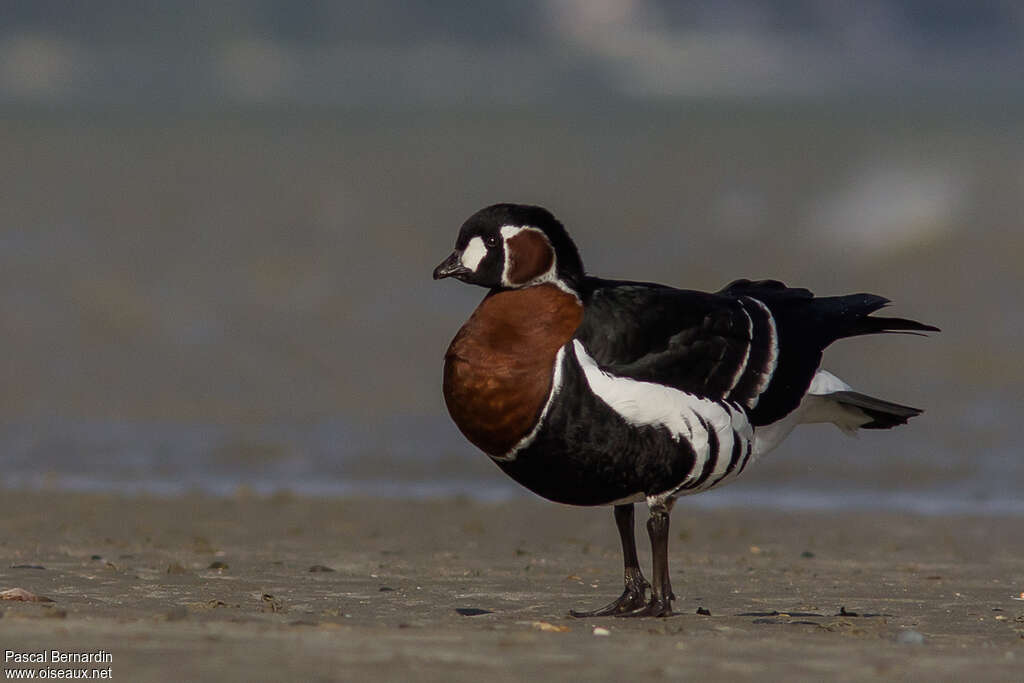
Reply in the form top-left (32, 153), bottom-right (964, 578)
top-left (896, 630), bottom-right (925, 644)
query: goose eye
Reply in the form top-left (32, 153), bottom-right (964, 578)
top-left (485, 235), bottom-right (500, 248)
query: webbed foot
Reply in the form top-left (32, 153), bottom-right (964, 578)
top-left (616, 595), bottom-right (674, 618)
top-left (569, 584), bottom-right (649, 618)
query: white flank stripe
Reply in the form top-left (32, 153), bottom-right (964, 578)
top-left (461, 236), bottom-right (487, 272)
top-left (697, 403), bottom-right (742, 489)
top-left (725, 306), bottom-right (753, 396)
top-left (747, 297), bottom-right (778, 402)
top-left (497, 345), bottom-right (567, 461)
top-left (572, 341), bottom-right (752, 488)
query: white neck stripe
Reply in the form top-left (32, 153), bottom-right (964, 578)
top-left (495, 345), bottom-right (568, 461)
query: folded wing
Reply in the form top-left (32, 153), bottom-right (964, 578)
top-left (575, 277), bottom-right (937, 427)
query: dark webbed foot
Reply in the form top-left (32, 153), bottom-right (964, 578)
top-left (616, 597), bottom-right (673, 618)
top-left (569, 569), bottom-right (649, 617)
top-left (569, 587), bottom-right (647, 617)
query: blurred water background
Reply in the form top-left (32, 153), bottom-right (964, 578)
top-left (1, 1), bottom-right (1022, 514)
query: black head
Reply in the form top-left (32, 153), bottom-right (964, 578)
top-left (432, 204), bottom-right (584, 291)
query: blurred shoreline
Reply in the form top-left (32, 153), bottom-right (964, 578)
top-left (1, 415), bottom-right (1021, 517)
top-left (2, 104), bottom-right (1020, 519)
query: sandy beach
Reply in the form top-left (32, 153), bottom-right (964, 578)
top-left (0, 490), bottom-right (1021, 681)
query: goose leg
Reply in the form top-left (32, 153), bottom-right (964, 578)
top-left (619, 501), bottom-right (675, 617)
top-left (569, 504), bottom-right (650, 617)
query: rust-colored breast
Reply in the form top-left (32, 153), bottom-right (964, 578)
top-left (443, 284), bottom-right (583, 456)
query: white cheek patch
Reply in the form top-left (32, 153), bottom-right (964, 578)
top-left (460, 236), bottom-right (487, 272)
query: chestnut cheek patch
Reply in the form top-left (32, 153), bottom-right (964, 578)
top-left (505, 230), bottom-right (555, 285)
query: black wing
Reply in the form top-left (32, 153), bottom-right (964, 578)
top-left (575, 277), bottom-right (938, 427)
top-left (575, 277), bottom-right (782, 415)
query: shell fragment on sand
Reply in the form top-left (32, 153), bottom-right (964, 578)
top-left (531, 621), bottom-right (570, 632)
top-left (1, 587), bottom-right (54, 602)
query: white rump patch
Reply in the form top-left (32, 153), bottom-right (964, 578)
top-left (802, 370), bottom-right (864, 435)
top-left (752, 369), bottom-right (861, 457)
top-left (572, 340), bottom-right (753, 491)
top-left (807, 369), bottom-right (852, 395)
top-left (460, 236), bottom-right (487, 272)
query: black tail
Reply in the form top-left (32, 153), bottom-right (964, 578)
top-left (829, 390), bottom-right (924, 430)
top-left (846, 315), bottom-right (940, 337)
top-left (716, 281), bottom-right (938, 427)
top-left (815, 293), bottom-right (940, 342)
top-left (719, 284), bottom-right (940, 340)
